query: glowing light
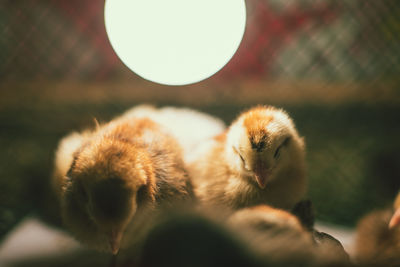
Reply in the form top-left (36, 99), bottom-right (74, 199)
top-left (105, 0), bottom-right (246, 85)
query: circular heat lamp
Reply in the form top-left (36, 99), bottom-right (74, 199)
top-left (105, 0), bottom-right (246, 86)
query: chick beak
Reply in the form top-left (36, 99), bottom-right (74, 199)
top-left (254, 163), bottom-right (268, 189)
top-left (109, 229), bottom-right (123, 255)
top-left (389, 208), bottom-right (400, 229)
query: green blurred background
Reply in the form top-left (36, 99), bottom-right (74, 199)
top-left (1, 0), bottom-right (400, 242)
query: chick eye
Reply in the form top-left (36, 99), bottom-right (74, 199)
top-left (274, 146), bottom-right (281, 159)
top-left (239, 153), bottom-right (245, 164)
top-left (274, 137), bottom-right (291, 159)
top-left (233, 146), bottom-right (245, 164)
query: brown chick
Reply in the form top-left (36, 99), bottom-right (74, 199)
top-left (127, 207), bottom-right (263, 267)
top-left (228, 205), bottom-right (350, 266)
top-left (226, 205), bottom-right (317, 266)
top-left (52, 116), bottom-right (194, 255)
top-left (190, 105), bottom-right (306, 210)
top-left (228, 205), bottom-right (308, 235)
top-left (292, 200), bottom-right (350, 263)
top-left (354, 191), bottom-right (400, 266)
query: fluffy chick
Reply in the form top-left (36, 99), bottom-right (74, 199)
top-left (228, 205), bottom-right (349, 266)
top-left (355, 191), bottom-right (400, 265)
top-left (52, 116), bottom-right (194, 254)
top-left (190, 105), bottom-right (306, 210)
top-left (134, 208), bottom-right (263, 267)
top-left (119, 104), bottom-right (226, 162)
top-left (292, 200), bottom-right (350, 262)
top-left (228, 205), bottom-right (308, 234)
top-left (227, 205), bottom-right (316, 266)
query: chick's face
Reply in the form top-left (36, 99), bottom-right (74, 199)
top-left (62, 140), bottom-right (151, 254)
top-left (228, 108), bottom-right (299, 189)
top-left (233, 129), bottom-right (292, 189)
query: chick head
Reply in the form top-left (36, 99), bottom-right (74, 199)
top-left (226, 106), bottom-right (304, 189)
top-left (61, 137), bottom-right (155, 254)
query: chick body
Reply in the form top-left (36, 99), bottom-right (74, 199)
top-left (355, 191), bottom-right (400, 265)
top-left (119, 105), bottom-right (226, 163)
top-left (227, 205), bottom-right (316, 266)
top-left (189, 106), bottom-right (306, 210)
top-left (53, 114), bottom-right (194, 254)
top-left (228, 205), bottom-right (350, 266)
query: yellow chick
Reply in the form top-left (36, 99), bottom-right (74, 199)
top-left (190, 105), bottom-right (306, 210)
top-left (52, 115), bottom-right (194, 254)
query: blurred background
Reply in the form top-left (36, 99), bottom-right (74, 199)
top-left (1, 0), bottom-right (400, 247)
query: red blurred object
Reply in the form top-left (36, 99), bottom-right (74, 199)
top-left (51, 0), bottom-right (119, 80)
top-left (215, 0), bottom-right (340, 81)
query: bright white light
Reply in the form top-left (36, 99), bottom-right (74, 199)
top-left (104, 0), bottom-right (246, 86)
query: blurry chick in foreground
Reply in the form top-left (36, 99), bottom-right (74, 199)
top-left (228, 205), bottom-right (349, 266)
top-left (355, 191), bottom-right (400, 265)
top-left (292, 200), bottom-right (350, 262)
top-left (136, 208), bottom-right (263, 267)
top-left (52, 115), bottom-right (194, 254)
top-left (136, 205), bottom-right (313, 267)
top-left (137, 205), bottom-right (349, 267)
top-left (227, 205), bottom-right (316, 266)
top-left (190, 106), bottom-right (306, 210)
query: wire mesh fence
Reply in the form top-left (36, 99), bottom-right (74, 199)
top-left (1, 0), bottom-right (400, 83)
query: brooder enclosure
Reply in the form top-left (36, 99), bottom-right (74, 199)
top-left (1, 0), bottom-right (399, 266)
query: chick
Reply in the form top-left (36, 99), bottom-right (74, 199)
top-left (190, 105), bottom-right (306, 210)
top-left (52, 115), bottom-right (194, 254)
top-left (292, 200), bottom-right (350, 262)
top-left (228, 205), bottom-right (350, 266)
top-left (228, 205), bottom-right (308, 235)
top-left (119, 104), bottom-right (226, 162)
top-left (354, 191), bottom-right (400, 265)
top-left (227, 205), bottom-right (316, 266)
top-left (135, 208), bottom-right (262, 267)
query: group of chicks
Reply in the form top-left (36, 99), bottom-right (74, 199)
top-left (50, 104), bottom-right (400, 266)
